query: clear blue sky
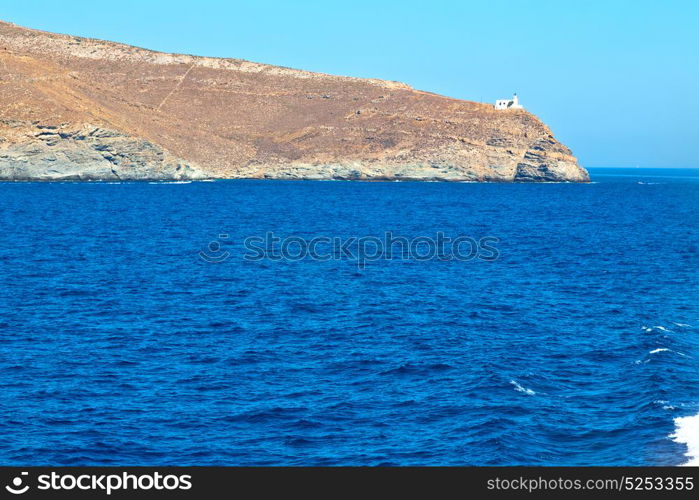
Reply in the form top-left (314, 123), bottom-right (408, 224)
top-left (3, 0), bottom-right (697, 167)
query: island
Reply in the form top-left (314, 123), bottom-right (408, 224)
top-left (0, 20), bottom-right (589, 182)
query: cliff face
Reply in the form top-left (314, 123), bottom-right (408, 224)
top-left (0, 21), bottom-right (589, 182)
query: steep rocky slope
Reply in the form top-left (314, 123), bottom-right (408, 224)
top-left (0, 20), bottom-right (589, 182)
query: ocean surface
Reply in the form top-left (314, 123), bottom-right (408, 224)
top-left (0, 167), bottom-right (697, 466)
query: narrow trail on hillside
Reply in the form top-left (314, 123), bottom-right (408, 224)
top-left (157, 63), bottom-right (195, 111)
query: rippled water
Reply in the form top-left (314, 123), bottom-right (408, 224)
top-left (0, 168), bottom-right (697, 465)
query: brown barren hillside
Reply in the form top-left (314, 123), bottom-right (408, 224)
top-left (0, 20), bottom-right (589, 182)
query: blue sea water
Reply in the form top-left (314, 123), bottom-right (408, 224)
top-left (0, 167), bottom-right (697, 466)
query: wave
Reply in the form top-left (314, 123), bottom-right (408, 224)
top-left (642, 325), bottom-right (675, 333)
top-left (635, 347), bottom-right (689, 364)
top-left (654, 400), bottom-right (677, 411)
top-left (641, 325), bottom-right (673, 333)
top-left (670, 413), bottom-right (699, 465)
top-left (379, 362), bottom-right (454, 376)
top-left (647, 348), bottom-right (688, 358)
top-left (510, 380), bottom-right (535, 396)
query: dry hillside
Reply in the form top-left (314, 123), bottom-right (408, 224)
top-left (0, 20), bottom-right (589, 182)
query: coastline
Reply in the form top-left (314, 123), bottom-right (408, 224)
top-left (0, 21), bottom-right (589, 184)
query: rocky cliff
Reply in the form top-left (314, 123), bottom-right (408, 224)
top-left (0, 21), bottom-right (589, 182)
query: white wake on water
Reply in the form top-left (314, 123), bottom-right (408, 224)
top-left (671, 413), bottom-right (699, 465)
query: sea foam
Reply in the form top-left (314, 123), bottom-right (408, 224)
top-left (671, 413), bottom-right (699, 465)
top-left (510, 380), bottom-right (535, 396)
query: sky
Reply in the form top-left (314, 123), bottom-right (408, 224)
top-left (3, 0), bottom-right (698, 168)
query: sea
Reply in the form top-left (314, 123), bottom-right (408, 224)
top-left (0, 167), bottom-right (697, 466)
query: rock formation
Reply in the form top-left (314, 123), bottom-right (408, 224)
top-left (0, 20), bottom-right (589, 182)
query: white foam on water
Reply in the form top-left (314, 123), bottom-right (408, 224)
top-left (670, 413), bottom-right (699, 466)
top-left (148, 181), bottom-right (193, 184)
top-left (510, 380), bottom-right (535, 396)
top-left (647, 348), bottom-right (689, 358)
top-left (673, 322), bottom-right (692, 328)
top-left (654, 326), bottom-right (672, 332)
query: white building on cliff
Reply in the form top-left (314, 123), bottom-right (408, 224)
top-left (494, 93), bottom-right (524, 110)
